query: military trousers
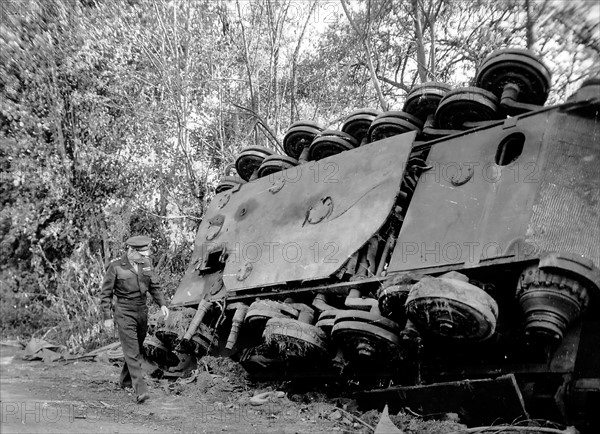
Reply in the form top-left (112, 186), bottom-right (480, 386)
top-left (114, 298), bottom-right (148, 396)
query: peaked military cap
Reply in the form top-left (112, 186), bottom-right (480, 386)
top-left (125, 235), bottom-right (152, 251)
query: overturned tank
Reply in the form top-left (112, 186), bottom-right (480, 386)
top-left (152, 49), bottom-right (600, 431)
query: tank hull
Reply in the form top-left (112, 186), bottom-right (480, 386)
top-left (162, 91), bottom-right (600, 431)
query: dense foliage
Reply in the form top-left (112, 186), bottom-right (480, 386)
top-left (1, 0), bottom-right (598, 348)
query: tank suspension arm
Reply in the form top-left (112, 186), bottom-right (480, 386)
top-left (226, 303), bottom-right (249, 350)
top-left (182, 299), bottom-right (213, 341)
top-left (284, 297), bottom-right (315, 324)
top-left (375, 234), bottom-right (397, 277)
top-left (298, 145), bottom-right (310, 163)
top-left (312, 293), bottom-right (336, 312)
top-left (500, 83), bottom-right (544, 115)
top-left (344, 288), bottom-right (381, 315)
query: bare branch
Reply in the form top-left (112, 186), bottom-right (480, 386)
top-left (235, 0), bottom-right (257, 110)
top-left (377, 75), bottom-right (410, 92)
top-left (340, 0), bottom-right (388, 110)
top-left (146, 211), bottom-right (202, 221)
top-left (290, 0), bottom-right (318, 121)
top-left (232, 104), bottom-right (284, 153)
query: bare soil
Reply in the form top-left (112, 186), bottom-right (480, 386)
top-left (2, 343), bottom-right (564, 434)
top-left (0, 344), bottom-right (348, 433)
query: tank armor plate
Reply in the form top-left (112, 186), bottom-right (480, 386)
top-left (173, 132), bottom-right (416, 305)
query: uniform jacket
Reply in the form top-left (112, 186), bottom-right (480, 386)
top-left (100, 254), bottom-right (166, 320)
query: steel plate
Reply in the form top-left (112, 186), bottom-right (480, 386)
top-left (174, 132), bottom-right (415, 303)
top-left (388, 114), bottom-right (547, 272)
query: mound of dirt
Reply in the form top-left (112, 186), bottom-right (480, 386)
top-left (164, 355), bottom-right (252, 404)
top-left (360, 409), bottom-right (467, 434)
top-left (199, 355), bottom-right (250, 387)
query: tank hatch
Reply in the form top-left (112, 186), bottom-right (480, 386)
top-left (171, 132), bottom-right (415, 306)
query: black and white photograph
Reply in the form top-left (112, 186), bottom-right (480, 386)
top-left (1, 0), bottom-right (599, 432)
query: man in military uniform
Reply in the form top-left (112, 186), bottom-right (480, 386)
top-left (100, 235), bottom-right (169, 403)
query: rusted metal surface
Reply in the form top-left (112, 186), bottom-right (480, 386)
top-left (170, 266), bottom-right (223, 307)
top-left (388, 113), bottom-right (548, 273)
top-left (174, 132), bottom-right (414, 303)
top-left (392, 109), bottom-right (600, 276)
top-left (526, 112), bottom-right (600, 268)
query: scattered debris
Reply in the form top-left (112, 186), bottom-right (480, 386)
top-left (84, 341), bottom-right (124, 362)
top-left (249, 390), bottom-right (285, 406)
top-left (328, 410), bottom-right (343, 421)
top-left (447, 425), bottom-right (580, 434)
top-left (175, 368), bottom-right (200, 384)
top-left (375, 405), bottom-right (403, 434)
top-left (22, 338), bottom-right (66, 361)
top-left (0, 340), bottom-right (25, 349)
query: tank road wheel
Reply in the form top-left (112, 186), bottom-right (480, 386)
top-left (566, 76), bottom-right (600, 116)
top-left (475, 48), bottom-right (551, 106)
top-left (341, 108), bottom-right (381, 144)
top-left (378, 284), bottom-right (410, 325)
top-left (143, 335), bottom-right (180, 367)
top-left (332, 310), bottom-right (401, 362)
top-left (367, 111), bottom-right (423, 143)
top-left (245, 300), bottom-right (299, 330)
top-left (235, 146), bottom-right (274, 182)
top-left (516, 265), bottom-right (591, 342)
top-left (155, 307), bottom-right (197, 350)
top-left (216, 175), bottom-right (245, 194)
top-left (263, 317), bottom-right (329, 359)
top-left (257, 154), bottom-right (299, 178)
top-left (187, 323), bottom-right (218, 356)
top-left (216, 163), bottom-right (246, 194)
top-left (308, 130), bottom-right (359, 161)
top-left (316, 310), bottom-right (338, 336)
top-left (435, 87), bottom-right (501, 129)
top-left (402, 82), bottom-right (452, 123)
top-left (405, 276), bottom-right (498, 341)
top-left (283, 121), bottom-right (323, 160)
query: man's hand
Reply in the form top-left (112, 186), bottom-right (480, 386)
top-left (104, 319), bottom-right (114, 329)
top-left (161, 305), bottom-right (169, 320)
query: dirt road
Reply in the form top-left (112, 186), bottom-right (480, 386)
top-left (0, 344), bottom-right (342, 433)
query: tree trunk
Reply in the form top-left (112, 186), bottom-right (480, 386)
top-left (525, 0), bottom-right (535, 50)
top-left (412, 0), bottom-right (428, 83)
top-left (290, 0), bottom-right (317, 122)
top-left (340, 0), bottom-right (388, 111)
